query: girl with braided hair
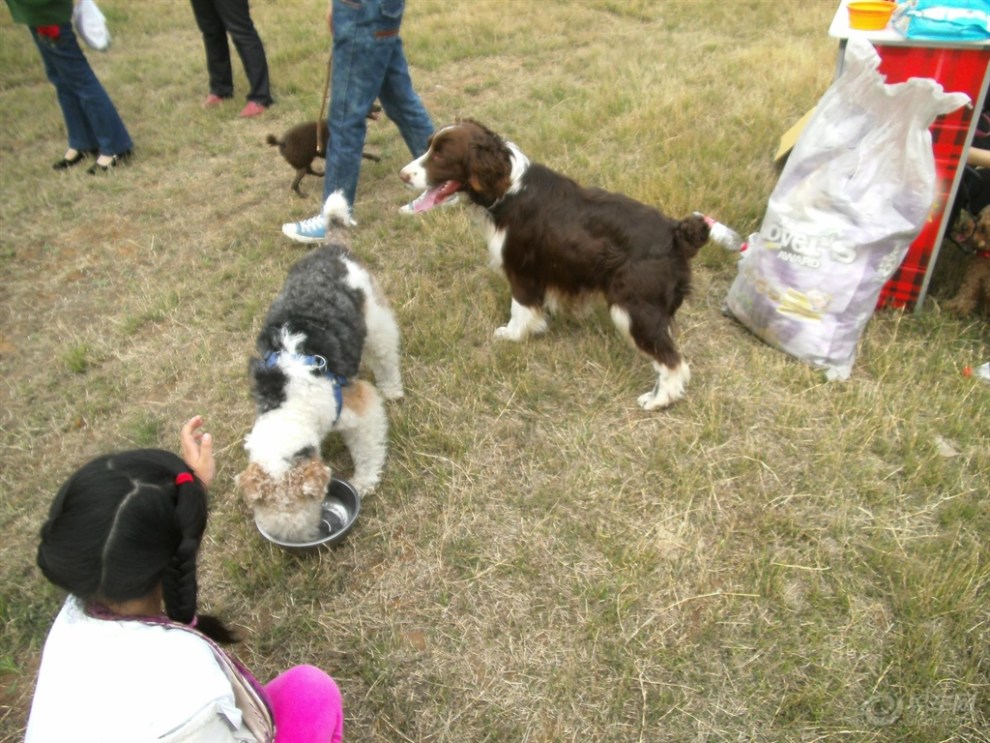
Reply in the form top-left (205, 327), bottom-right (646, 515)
top-left (26, 416), bottom-right (344, 743)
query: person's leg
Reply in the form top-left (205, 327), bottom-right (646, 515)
top-left (210, 0), bottom-right (272, 106)
top-left (323, 16), bottom-right (390, 208)
top-left (33, 25), bottom-right (132, 157)
top-left (282, 0), bottom-right (387, 242)
top-left (264, 665), bottom-right (343, 743)
top-left (190, 0), bottom-right (235, 99)
top-left (378, 39), bottom-right (433, 158)
top-left (31, 27), bottom-right (97, 154)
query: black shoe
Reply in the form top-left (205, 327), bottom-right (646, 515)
top-left (53, 148), bottom-right (98, 171)
top-left (87, 150), bottom-right (132, 174)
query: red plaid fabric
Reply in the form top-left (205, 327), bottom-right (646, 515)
top-left (874, 45), bottom-right (990, 310)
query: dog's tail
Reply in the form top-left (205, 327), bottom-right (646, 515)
top-left (322, 190), bottom-right (357, 228)
top-left (674, 214), bottom-right (711, 260)
top-left (266, 134), bottom-right (281, 148)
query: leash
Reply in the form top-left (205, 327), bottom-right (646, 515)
top-left (316, 48), bottom-right (332, 156)
top-left (263, 351), bottom-right (349, 423)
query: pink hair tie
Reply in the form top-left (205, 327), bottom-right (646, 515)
top-left (189, 615), bottom-right (199, 628)
top-left (175, 472), bottom-right (195, 486)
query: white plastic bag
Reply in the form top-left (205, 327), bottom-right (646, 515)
top-left (73, 0), bottom-right (111, 52)
top-left (724, 37), bottom-right (968, 380)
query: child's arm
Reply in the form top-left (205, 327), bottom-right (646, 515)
top-left (967, 147), bottom-right (990, 169)
top-left (180, 416), bottom-right (215, 488)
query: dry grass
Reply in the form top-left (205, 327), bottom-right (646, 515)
top-left (1, 1), bottom-right (989, 741)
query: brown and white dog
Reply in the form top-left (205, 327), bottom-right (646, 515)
top-left (399, 119), bottom-right (714, 410)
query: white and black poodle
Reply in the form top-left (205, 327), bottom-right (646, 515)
top-left (236, 194), bottom-right (402, 542)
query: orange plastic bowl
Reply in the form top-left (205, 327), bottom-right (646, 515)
top-left (847, 1), bottom-right (895, 31)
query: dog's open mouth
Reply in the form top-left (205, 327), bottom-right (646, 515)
top-left (403, 180), bottom-right (462, 213)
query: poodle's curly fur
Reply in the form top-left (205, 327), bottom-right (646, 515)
top-left (238, 459), bottom-right (332, 542)
top-left (236, 194), bottom-right (403, 542)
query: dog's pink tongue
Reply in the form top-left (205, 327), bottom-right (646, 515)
top-left (409, 180), bottom-right (461, 213)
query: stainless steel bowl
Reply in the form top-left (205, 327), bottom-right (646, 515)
top-left (254, 477), bottom-right (361, 551)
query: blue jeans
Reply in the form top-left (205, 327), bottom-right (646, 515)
top-left (323, 0), bottom-right (434, 209)
top-left (31, 24), bottom-right (133, 156)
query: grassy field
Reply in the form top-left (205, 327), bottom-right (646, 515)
top-left (1, 1), bottom-right (988, 740)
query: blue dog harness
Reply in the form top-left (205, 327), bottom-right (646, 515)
top-left (263, 351), bottom-right (349, 423)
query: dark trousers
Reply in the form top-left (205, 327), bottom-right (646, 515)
top-left (190, 0), bottom-right (272, 105)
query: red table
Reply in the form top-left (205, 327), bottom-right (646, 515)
top-left (829, 0), bottom-right (990, 311)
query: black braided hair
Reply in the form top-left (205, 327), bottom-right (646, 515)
top-left (37, 449), bottom-right (238, 644)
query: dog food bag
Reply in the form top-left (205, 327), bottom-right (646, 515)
top-left (724, 37), bottom-right (969, 380)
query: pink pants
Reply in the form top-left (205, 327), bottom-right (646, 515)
top-left (264, 665), bottom-right (343, 743)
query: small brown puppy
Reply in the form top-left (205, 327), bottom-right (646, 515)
top-left (945, 205), bottom-right (990, 317)
top-left (267, 106), bottom-right (382, 197)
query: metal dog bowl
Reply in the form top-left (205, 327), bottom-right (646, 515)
top-left (255, 477), bottom-right (361, 552)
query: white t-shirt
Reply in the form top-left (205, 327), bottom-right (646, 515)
top-left (25, 596), bottom-right (251, 743)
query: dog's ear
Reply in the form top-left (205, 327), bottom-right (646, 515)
top-left (249, 357), bottom-right (288, 413)
top-left (973, 205), bottom-right (990, 251)
top-left (674, 215), bottom-right (711, 260)
top-left (235, 463), bottom-right (271, 507)
top-left (466, 139), bottom-right (511, 204)
top-left (281, 457), bottom-right (332, 501)
top-left (299, 458), bottom-right (332, 499)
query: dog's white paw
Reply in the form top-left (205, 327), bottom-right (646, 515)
top-left (638, 388), bottom-right (678, 410)
top-left (378, 385), bottom-right (404, 401)
top-left (350, 476), bottom-right (379, 496)
top-left (494, 321), bottom-right (546, 341)
top-left (495, 301), bottom-right (547, 341)
top-left (493, 318), bottom-right (547, 341)
top-left (638, 362), bottom-right (689, 410)
top-left (494, 325), bottom-right (523, 341)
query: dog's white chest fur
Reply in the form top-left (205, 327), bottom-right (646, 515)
top-left (243, 371), bottom-right (340, 479)
top-left (472, 208), bottom-right (506, 269)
